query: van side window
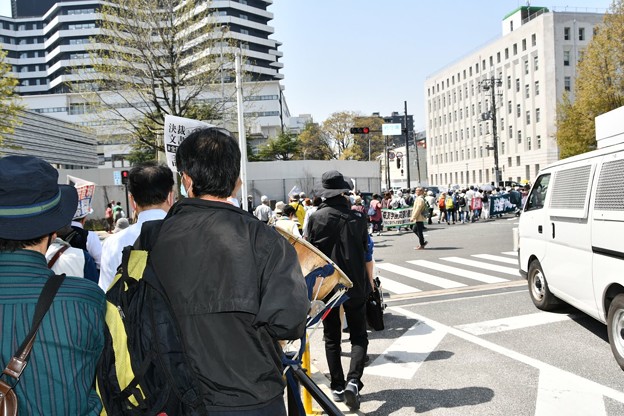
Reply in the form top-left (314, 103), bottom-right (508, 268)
top-left (525, 174), bottom-right (550, 211)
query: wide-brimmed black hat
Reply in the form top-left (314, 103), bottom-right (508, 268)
top-left (0, 156), bottom-right (78, 240)
top-left (313, 170), bottom-right (353, 198)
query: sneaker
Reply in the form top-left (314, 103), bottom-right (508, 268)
top-left (422, 241), bottom-right (428, 247)
top-left (344, 379), bottom-right (360, 410)
top-left (332, 389), bottom-right (345, 403)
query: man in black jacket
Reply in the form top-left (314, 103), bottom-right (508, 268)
top-left (307, 170), bottom-right (373, 411)
top-left (150, 127), bottom-right (309, 415)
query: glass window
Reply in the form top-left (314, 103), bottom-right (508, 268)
top-left (532, 33), bottom-right (536, 46)
top-left (564, 76), bottom-right (571, 91)
top-left (535, 81), bottom-right (540, 95)
top-left (517, 104), bottom-right (521, 117)
top-left (516, 78), bottom-right (520, 92)
top-left (525, 84), bottom-right (530, 98)
top-left (522, 39), bottom-right (527, 51)
top-left (524, 60), bottom-right (529, 74)
top-left (526, 111), bottom-right (531, 124)
top-left (564, 27), bottom-right (570, 40)
top-left (534, 56), bottom-right (539, 71)
top-left (563, 50), bottom-right (570, 66)
top-left (513, 43), bottom-right (518, 55)
top-left (526, 174), bottom-right (550, 211)
top-left (518, 130), bottom-right (522, 143)
top-left (579, 27), bottom-right (585, 41)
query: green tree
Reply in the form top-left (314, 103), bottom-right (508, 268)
top-left (556, 1), bottom-right (624, 158)
top-left (348, 116), bottom-right (384, 161)
top-left (322, 111), bottom-right (358, 159)
top-left (75, 0), bottom-right (233, 153)
top-left (0, 49), bottom-right (23, 147)
top-left (257, 132), bottom-right (299, 160)
top-left (297, 122), bottom-right (332, 160)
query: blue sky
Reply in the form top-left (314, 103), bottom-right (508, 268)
top-left (0, 0), bottom-right (612, 129)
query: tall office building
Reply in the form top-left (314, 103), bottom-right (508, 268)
top-left (425, 6), bottom-right (604, 187)
top-left (1, 0), bottom-right (288, 166)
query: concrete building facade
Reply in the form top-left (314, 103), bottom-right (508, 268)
top-left (1, 0), bottom-right (289, 167)
top-left (425, 6), bottom-right (604, 188)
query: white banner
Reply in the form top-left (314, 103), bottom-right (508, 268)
top-left (67, 175), bottom-right (96, 219)
top-left (164, 115), bottom-right (214, 173)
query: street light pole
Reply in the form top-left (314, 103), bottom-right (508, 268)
top-left (481, 76), bottom-right (502, 186)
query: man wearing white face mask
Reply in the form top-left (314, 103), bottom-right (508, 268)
top-left (99, 162), bottom-right (175, 291)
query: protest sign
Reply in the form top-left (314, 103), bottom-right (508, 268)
top-left (489, 194), bottom-right (517, 216)
top-left (382, 207), bottom-right (415, 229)
top-left (67, 175), bottom-right (96, 219)
top-left (164, 115), bottom-right (214, 172)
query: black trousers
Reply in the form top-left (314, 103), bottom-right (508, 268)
top-left (323, 298), bottom-right (368, 391)
top-left (413, 221), bottom-right (425, 246)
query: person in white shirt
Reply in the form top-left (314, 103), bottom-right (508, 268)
top-left (253, 195), bottom-right (273, 223)
top-left (68, 214), bottom-right (102, 270)
top-left (302, 196), bottom-right (322, 239)
top-left (99, 162), bottom-right (174, 291)
top-left (46, 232), bottom-right (99, 284)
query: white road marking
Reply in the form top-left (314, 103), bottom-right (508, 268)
top-left (378, 275), bottom-right (421, 294)
top-left (441, 256), bottom-right (521, 276)
top-left (501, 251), bottom-right (518, 256)
top-left (376, 263), bottom-right (466, 289)
top-left (364, 319), bottom-right (446, 379)
top-left (391, 307), bottom-right (624, 406)
top-left (456, 312), bottom-right (575, 335)
top-left (408, 260), bottom-right (508, 284)
top-left (471, 253), bottom-right (518, 265)
top-left (535, 369), bottom-right (606, 416)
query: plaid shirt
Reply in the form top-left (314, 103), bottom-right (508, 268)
top-left (0, 249), bottom-right (105, 415)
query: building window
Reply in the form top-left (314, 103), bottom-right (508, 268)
top-left (507, 76), bottom-right (511, 89)
top-left (564, 27), bottom-right (570, 40)
top-left (579, 27), bottom-right (585, 41)
top-left (501, 141), bottom-right (505, 154)
top-left (518, 130), bottom-right (522, 144)
top-left (535, 164), bottom-right (540, 176)
top-left (535, 81), bottom-right (540, 95)
top-left (537, 135), bottom-right (542, 149)
top-left (509, 125), bottom-right (513, 138)
top-left (527, 136), bottom-right (532, 150)
top-left (240, 29), bottom-right (249, 35)
top-left (508, 157), bottom-right (513, 167)
top-left (524, 60), bottom-right (529, 74)
top-left (522, 39), bottom-right (527, 51)
top-left (516, 156), bottom-right (521, 165)
top-left (525, 84), bottom-right (530, 98)
top-left (505, 48), bottom-right (509, 59)
top-left (239, 14), bottom-right (248, 20)
top-left (516, 78), bottom-right (520, 92)
top-left (564, 76), bottom-right (571, 91)
top-left (532, 33), bottom-right (536, 46)
top-left (517, 104), bottom-right (521, 117)
top-left (534, 56), bottom-right (539, 71)
top-left (563, 50), bottom-right (570, 66)
top-left (497, 52), bottom-right (501, 63)
top-left (513, 43), bottom-right (518, 55)
top-left (526, 111), bottom-right (531, 124)
top-left (536, 108), bottom-right (541, 123)
top-left (508, 101), bottom-right (512, 114)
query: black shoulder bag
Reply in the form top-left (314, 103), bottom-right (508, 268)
top-left (0, 274), bottom-right (65, 416)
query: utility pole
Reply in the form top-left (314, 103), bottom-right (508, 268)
top-left (480, 76), bottom-right (502, 185)
top-left (403, 101), bottom-right (411, 189)
top-left (385, 135), bottom-right (390, 190)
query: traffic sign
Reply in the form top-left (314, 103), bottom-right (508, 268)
top-left (113, 170), bottom-right (122, 185)
top-left (396, 151), bottom-right (403, 158)
top-left (382, 123), bottom-right (402, 136)
top-left (388, 151), bottom-right (396, 160)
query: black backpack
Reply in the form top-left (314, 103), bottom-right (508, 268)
top-left (96, 220), bottom-right (204, 416)
top-left (458, 195), bottom-right (466, 207)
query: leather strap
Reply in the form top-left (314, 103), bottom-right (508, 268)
top-left (47, 245), bottom-right (70, 268)
top-left (2, 274), bottom-right (65, 382)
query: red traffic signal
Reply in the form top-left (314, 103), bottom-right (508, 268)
top-left (350, 127), bottom-right (370, 134)
top-left (121, 170), bottom-right (129, 185)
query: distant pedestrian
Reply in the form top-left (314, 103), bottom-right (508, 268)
top-left (425, 191), bottom-right (435, 225)
top-left (104, 202), bottom-right (114, 233)
top-left (253, 195), bottom-right (273, 223)
top-left (302, 196), bottom-right (322, 240)
top-left (368, 193), bottom-right (383, 235)
top-left (410, 187), bottom-right (428, 249)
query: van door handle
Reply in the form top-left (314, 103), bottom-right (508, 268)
top-left (538, 225), bottom-right (542, 234)
top-left (551, 223), bottom-right (555, 239)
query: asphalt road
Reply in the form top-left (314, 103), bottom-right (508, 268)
top-left (305, 214), bottom-right (624, 415)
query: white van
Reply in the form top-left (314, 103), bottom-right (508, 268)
top-left (518, 106), bottom-right (624, 370)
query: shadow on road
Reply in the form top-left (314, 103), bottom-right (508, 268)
top-left (362, 386), bottom-right (495, 415)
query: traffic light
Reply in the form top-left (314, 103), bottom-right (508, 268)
top-left (121, 170), bottom-right (129, 185)
top-left (350, 127), bottom-right (370, 134)
top-left (396, 158), bottom-right (401, 169)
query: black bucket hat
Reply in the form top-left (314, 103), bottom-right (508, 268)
top-left (0, 156), bottom-right (78, 240)
top-left (313, 170), bottom-right (353, 198)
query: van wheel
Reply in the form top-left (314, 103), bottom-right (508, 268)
top-left (607, 294), bottom-right (624, 370)
top-left (527, 260), bottom-right (559, 311)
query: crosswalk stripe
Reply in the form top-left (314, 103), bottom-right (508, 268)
top-left (471, 254), bottom-right (518, 265)
top-left (456, 312), bottom-right (574, 335)
top-left (441, 257), bottom-right (521, 276)
top-left (377, 275), bottom-right (420, 294)
top-left (407, 260), bottom-right (508, 284)
top-left (376, 263), bottom-right (466, 289)
top-left (501, 251), bottom-right (518, 256)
